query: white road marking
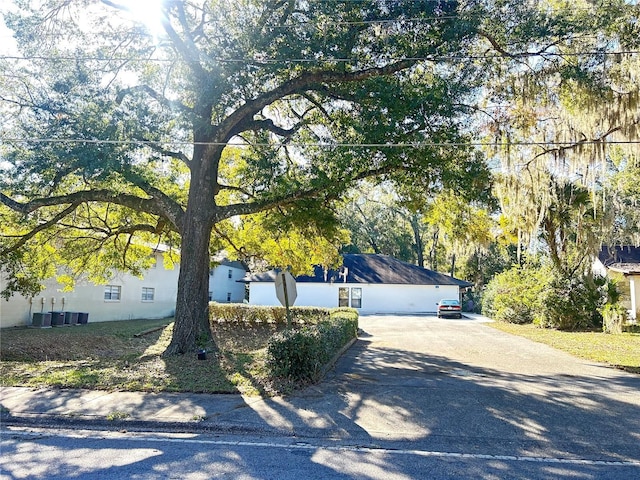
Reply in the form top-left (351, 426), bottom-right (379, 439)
top-left (4, 427), bottom-right (640, 468)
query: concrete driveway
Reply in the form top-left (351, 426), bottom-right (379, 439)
top-left (278, 314), bottom-right (640, 464)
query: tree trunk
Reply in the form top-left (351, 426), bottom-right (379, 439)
top-left (450, 253), bottom-right (456, 278)
top-left (164, 210), bottom-right (215, 356)
top-left (410, 214), bottom-right (425, 267)
top-left (164, 157), bottom-right (216, 356)
top-left (429, 227), bottom-right (439, 271)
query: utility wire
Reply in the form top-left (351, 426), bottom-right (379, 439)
top-left (1, 49), bottom-right (637, 64)
top-left (1, 137), bottom-right (639, 148)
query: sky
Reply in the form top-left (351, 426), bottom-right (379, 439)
top-left (0, 8), bottom-right (17, 55)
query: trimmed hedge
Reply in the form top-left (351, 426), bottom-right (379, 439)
top-left (266, 309), bottom-right (359, 383)
top-left (209, 303), bottom-right (332, 326)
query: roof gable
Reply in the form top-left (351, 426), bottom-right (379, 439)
top-left (244, 254), bottom-right (472, 287)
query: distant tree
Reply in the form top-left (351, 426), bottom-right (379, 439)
top-left (424, 190), bottom-right (494, 275)
top-left (339, 184), bottom-right (426, 265)
top-left (604, 150), bottom-right (640, 246)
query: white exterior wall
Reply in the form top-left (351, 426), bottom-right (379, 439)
top-left (630, 275), bottom-right (639, 321)
top-left (1, 253), bottom-right (178, 328)
top-left (593, 259), bottom-right (640, 321)
top-left (249, 282), bottom-right (460, 314)
top-left (209, 265), bottom-right (247, 303)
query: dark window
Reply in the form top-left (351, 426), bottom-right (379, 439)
top-left (351, 288), bottom-right (362, 309)
top-left (104, 285), bottom-right (121, 301)
top-left (338, 288), bottom-right (349, 307)
top-left (141, 287), bottom-right (155, 302)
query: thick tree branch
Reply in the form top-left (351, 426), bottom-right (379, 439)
top-left (477, 28), bottom-right (568, 59)
top-left (216, 164), bottom-right (395, 221)
top-left (0, 190), bottom-right (184, 233)
top-left (160, 2), bottom-right (207, 79)
top-left (230, 118), bottom-right (303, 138)
top-left (0, 203), bottom-right (79, 255)
top-left (530, 122), bottom-right (634, 162)
top-left (217, 59), bottom-right (417, 143)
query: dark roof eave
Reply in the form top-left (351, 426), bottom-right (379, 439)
top-left (608, 264), bottom-right (640, 275)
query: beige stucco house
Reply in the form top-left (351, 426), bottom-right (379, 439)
top-left (594, 246), bottom-right (640, 322)
top-left (1, 254), bottom-right (248, 328)
top-left (0, 249), bottom-right (179, 328)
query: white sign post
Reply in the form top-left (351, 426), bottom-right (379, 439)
top-left (275, 271), bottom-right (297, 327)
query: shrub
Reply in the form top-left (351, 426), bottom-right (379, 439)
top-left (266, 310), bottom-right (358, 382)
top-left (481, 264), bottom-right (552, 324)
top-left (537, 275), bottom-right (606, 330)
top-left (209, 303), bottom-right (331, 326)
top-left (601, 303), bottom-right (628, 334)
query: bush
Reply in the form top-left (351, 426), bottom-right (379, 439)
top-left (481, 264), bottom-right (552, 324)
top-left (537, 275), bottom-right (606, 330)
top-left (209, 303), bottom-right (331, 326)
top-left (266, 310), bottom-right (358, 382)
top-left (602, 303), bottom-right (628, 334)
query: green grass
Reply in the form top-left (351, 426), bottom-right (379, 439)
top-left (488, 321), bottom-right (640, 374)
top-left (0, 318), bottom-right (295, 396)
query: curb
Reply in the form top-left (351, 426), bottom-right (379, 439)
top-left (0, 410), bottom-right (288, 436)
top-left (318, 336), bottom-right (358, 380)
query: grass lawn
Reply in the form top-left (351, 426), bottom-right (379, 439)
top-left (0, 318), bottom-right (296, 395)
top-left (488, 322), bottom-right (640, 374)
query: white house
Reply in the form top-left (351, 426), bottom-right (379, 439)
top-left (593, 246), bottom-right (640, 321)
top-left (208, 259), bottom-right (248, 303)
top-left (243, 253), bottom-right (472, 315)
top-left (0, 249), bottom-right (179, 328)
top-left (1, 254), bottom-right (248, 328)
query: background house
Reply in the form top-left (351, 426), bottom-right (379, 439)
top-left (594, 246), bottom-right (640, 321)
top-left (0, 249), bottom-right (179, 328)
top-left (243, 253), bottom-right (472, 315)
top-left (1, 254), bottom-right (248, 328)
top-left (208, 259), bottom-right (248, 303)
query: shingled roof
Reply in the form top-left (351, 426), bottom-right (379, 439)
top-left (244, 254), bottom-right (472, 287)
top-left (598, 246), bottom-right (640, 274)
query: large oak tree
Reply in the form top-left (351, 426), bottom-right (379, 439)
top-left (1, 0), bottom-right (620, 354)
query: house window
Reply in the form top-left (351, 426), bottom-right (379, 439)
top-left (226, 292), bottom-right (232, 302)
top-left (228, 269), bottom-right (233, 279)
top-left (208, 291), bottom-right (213, 301)
top-left (338, 288), bottom-right (350, 307)
top-left (339, 287), bottom-right (362, 308)
top-left (141, 287), bottom-right (155, 302)
top-left (351, 288), bottom-right (362, 309)
top-left (104, 285), bottom-right (121, 301)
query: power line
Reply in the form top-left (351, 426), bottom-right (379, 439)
top-left (1, 137), bottom-right (638, 148)
top-left (1, 49), bottom-right (637, 65)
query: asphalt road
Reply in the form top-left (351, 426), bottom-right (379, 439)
top-left (2, 314), bottom-right (640, 479)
